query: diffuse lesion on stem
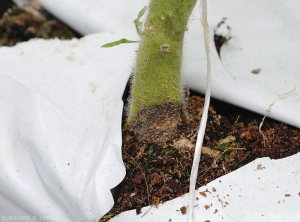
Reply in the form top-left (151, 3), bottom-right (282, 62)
top-left (127, 0), bottom-right (197, 145)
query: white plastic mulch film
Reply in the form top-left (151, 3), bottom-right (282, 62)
top-left (0, 33), bottom-right (138, 221)
top-left (2, 0), bottom-right (300, 221)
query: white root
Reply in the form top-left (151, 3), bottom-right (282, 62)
top-left (259, 101), bottom-right (275, 147)
top-left (259, 87), bottom-right (296, 147)
top-left (188, 1), bottom-right (211, 221)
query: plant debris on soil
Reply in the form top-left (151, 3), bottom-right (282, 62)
top-left (100, 93), bottom-right (300, 221)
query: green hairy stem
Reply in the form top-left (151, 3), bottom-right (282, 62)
top-left (128, 0), bottom-right (197, 121)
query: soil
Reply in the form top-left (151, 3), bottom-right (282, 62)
top-left (1, 2), bottom-right (299, 221)
top-left (100, 93), bottom-right (300, 221)
top-left (0, 0), bottom-right (78, 47)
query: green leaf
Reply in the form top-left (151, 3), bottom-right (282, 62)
top-left (101, 38), bottom-right (139, 48)
top-left (134, 6), bottom-right (147, 35)
top-left (136, 6), bottom-right (147, 21)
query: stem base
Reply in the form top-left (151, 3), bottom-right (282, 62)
top-left (130, 103), bottom-right (184, 146)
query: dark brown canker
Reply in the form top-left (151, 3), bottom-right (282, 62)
top-left (129, 103), bottom-right (184, 146)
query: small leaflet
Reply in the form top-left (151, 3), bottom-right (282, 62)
top-left (101, 38), bottom-right (139, 48)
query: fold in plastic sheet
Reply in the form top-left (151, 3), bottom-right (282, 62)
top-left (0, 32), bottom-right (138, 221)
top-left (182, 0), bottom-right (300, 128)
top-left (13, 0), bottom-right (149, 35)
